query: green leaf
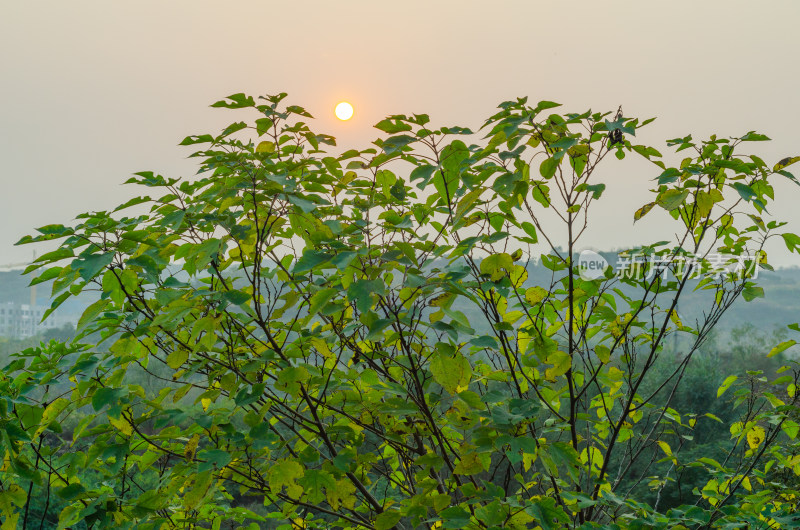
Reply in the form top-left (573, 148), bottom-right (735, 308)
top-left (539, 157), bottom-right (559, 179)
top-left (77, 298), bottom-right (111, 331)
top-left (91, 387), bottom-right (127, 412)
top-left (287, 194), bottom-right (318, 213)
top-left (309, 288), bottom-right (338, 316)
top-left (57, 483), bottom-right (85, 501)
top-left (179, 134), bottom-right (214, 146)
top-left (375, 511), bottom-right (403, 530)
top-left (781, 233), bottom-right (800, 252)
top-left (531, 184), bottom-right (551, 208)
top-left (526, 497), bottom-right (570, 530)
top-left (732, 182), bottom-right (756, 202)
top-left (740, 131), bottom-right (770, 142)
top-left (276, 366), bottom-right (310, 394)
top-left (694, 190), bottom-right (714, 218)
top-left (585, 183), bottom-right (605, 199)
top-left (255, 118), bottom-right (273, 136)
top-left (222, 290), bottom-right (251, 307)
top-left (220, 121), bottom-right (247, 137)
top-left (28, 266), bottom-right (63, 285)
top-left (535, 100), bottom-right (561, 112)
top-left (299, 469), bottom-right (336, 504)
top-left (381, 134), bottom-right (416, 154)
top-left (134, 490), bottom-right (167, 514)
top-left (439, 506), bottom-right (471, 529)
top-left (375, 117), bottom-right (413, 134)
top-left (742, 285), bottom-right (764, 301)
top-left (409, 164), bottom-right (436, 185)
top-left (293, 250), bottom-right (332, 273)
top-left (72, 252), bottom-right (115, 282)
top-left (210, 93), bottom-right (255, 108)
top-left (197, 449), bottom-right (232, 472)
top-left (657, 189), bottom-right (689, 211)
top-left (434, 140), bottom-right (469, 200)
top-left (455, 186), bottom-right (484, 222)
top-left (520, 221), bottom-right (538, 242)
top-left (657, 168), bottom-right (681, 185)
top-left (782, 420), bottom-right (799, 439)
top-left (347, 279), bottom-right (384, 313)
top-left (34, 223), bottom-right (74, 237)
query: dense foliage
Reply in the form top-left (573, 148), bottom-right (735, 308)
top-left (4, 93), bottom-right (800, 529)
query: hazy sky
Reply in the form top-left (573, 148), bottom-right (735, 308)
top-left (2, 1), bottom-right (799, 265)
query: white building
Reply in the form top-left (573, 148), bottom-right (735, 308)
top-left (0, 302), bottom-right (72, 340)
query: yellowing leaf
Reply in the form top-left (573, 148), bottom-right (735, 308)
top-left (430, 349), bottom-right (472, 394)
top-left (480, 253), bottom-right (514, 282)
top-left (35, 398), bottom-right (69, 439)
top-left (1, 512), bottom-right (19, 530)
top-left (717, 375), bottom-right (738, 397)
top-left (579, 446), bottom-right (604, 474)
top-left (256, 141), bottom-right (275, 154)
top-left (453, 452), bottom-right (486, 475)
top-left (768, 340), bottom-right (796, 358)
top-left (509, 264), bottom-right (528, 287)
top-left (327, 479), bottom-right (356, 511)
top-left (525, 286), bottom-right (548, 305)
top-left (166, 348), bottom-right (189, 369)
top-left (634, 202), bottom-right (656, 222)
top-left (454, 186), bottom-right (485, 222)
top-left (774, 155), bottom-right (800, 172)
top-left (783, 420), bottom-right (800, 439)
top-left (268, 459), bottom-right (304, 498)
top-left (108, 414), bottom-right (133, 437)
top-left (742, 476), bottom-right (752, 492)
top-left (545, 351), bottom-right (571, 381)
top-left (747, 425), bottom-right (765, 449)
top-left (595, 344), bottom-right (610, 364)
top-left (429, 292), bottom-right (454, 308)
top-left (694, 191), bottom-right (714, 219)
top-left (308, 287), bottom-right (338, 316)
top-left (185, 433), bottom-right (200, 460)
top-left (657, 440), bottom-right (672, 457)
top-left (375, 510), bottom-right (403, 530)
top-left (183, 470), bottom-right (213, 509)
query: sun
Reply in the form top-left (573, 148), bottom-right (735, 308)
top-left (335, 101), bottom-right (354, 121)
